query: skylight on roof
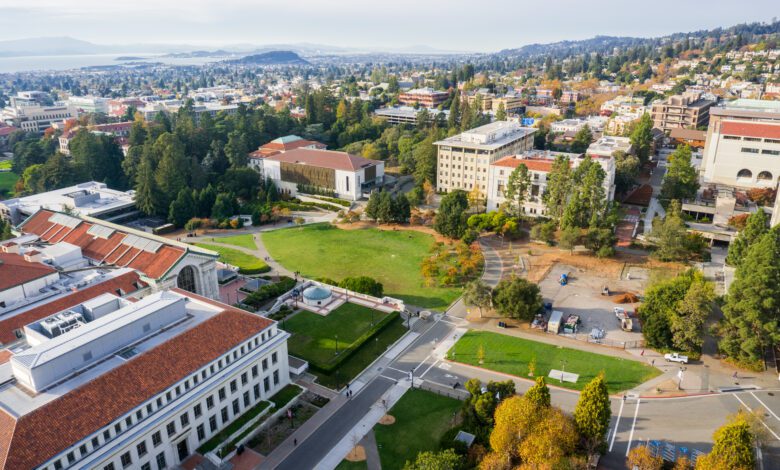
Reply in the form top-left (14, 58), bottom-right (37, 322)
top-left (48, 213), bottom-right (81, 228)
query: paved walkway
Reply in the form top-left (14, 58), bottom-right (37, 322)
top-left (359, 429), bottom-right (381, 470)
top-left (185, 234), bottom-right (294, 278)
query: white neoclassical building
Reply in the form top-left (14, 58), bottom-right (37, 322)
top-left (18, 210), bottom-right (220, 300)
top-left (0, 289), bottom-right (291, 470)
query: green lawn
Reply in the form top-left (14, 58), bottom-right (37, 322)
top-left (449, 330), bottom-right (660, 393)
top-left (283, 302), bottom-right (391, 366)
top-left (194, 243), bottom-right (269, 274)
top-left (335, 459), bottom-right (368, 470)
top-left (205, 233), bottom-right (258, 250)
top-left (314, 315), bottom-right (407, 389)
top-left (262, 223), bottom-right (461, 310)
top-left (0, 171), bottom-right (18, 196)
top-left (374, 389), bottom-right (462, 470)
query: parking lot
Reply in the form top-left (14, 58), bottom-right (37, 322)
top-left (537, 263), bottom-right (647, 345)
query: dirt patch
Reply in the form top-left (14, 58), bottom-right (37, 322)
top-left (613, 293), bottom-right (640, 304)
top-left (345, 445), bottom-right (367, 462)
top-left (378, 414), bottom-right (396, 425)
top-left (334, 221), bottom-right (453, 243)
top-left (643, 379), bottom-right (685, 396)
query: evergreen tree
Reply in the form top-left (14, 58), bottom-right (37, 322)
top-left (504, 163), bottom-right (531, 217)
top-left (570, 125), bottom-right (593, 153)
top-left (660, 145), bottom-right (699, 204)
top-left (365, 191), bottom-right (380, 221)
top-left (211, 193), bottom-right (236, 220)
top-left (134, 155), bottom-right (163, 216)
top-left (196, 184), bottom-right (217, 218)
top-left (695, 412), bottom-right (755, 470)
top-left (168, 188), bottom-right (195, 228)
top-left (541, 154), bottom-right (572, 224)
top-left (524, 377), bottom-right (551, 408)
top-left (649, 200), bottom-right (702, 262)
top-left (154, 133), bottom-right (188, 209)
top-left (630, 113), bottom-right (654, 164)
top-left (495, 101), bottom-right (507, 121)
top-left (574, 374), bottom-right (612, 453)
top-left (725, 209), bottom-right (768, 267)
top-left (434, 190), bottom-right (469, 239)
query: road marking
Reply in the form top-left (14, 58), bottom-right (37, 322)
top-left (419, 359), bottom-right (440, 378)
top-left (385, 366), bottom-right (407, 374)
top-left (626, 399), bottom-right (640, 457)
top-left (734, 394), bottom-right (780, 441)
top-left (750, 392), bottom-right (780, 421)
top-left (609, 398), bottom-right (625, 452)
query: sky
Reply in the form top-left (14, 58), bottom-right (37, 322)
top-left (0, 0), bottom-right (778, 52)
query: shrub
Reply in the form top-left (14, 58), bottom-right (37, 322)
top-left (243, 277), bottom-right (297, 308)
top-left (339, 276), bottom-right (384, 297)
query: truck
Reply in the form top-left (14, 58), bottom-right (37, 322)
top-left (547, 310), bottom-right (564, 334)
top-left (664, 353), bottom-right (689, 364)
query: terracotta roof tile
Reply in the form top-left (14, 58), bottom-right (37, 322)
top-left (721, 121), bottom-right (780, 140)
top-left (493, 156), bottom-right (557, 172)
top-left (0, 271), bottom-right (146, 345)
top-left (267, 148), bottom-right (381, 172)
top-left (0, 253), bottom-right (57, 292)
top-left (0, 304), bottom-right (273, 469)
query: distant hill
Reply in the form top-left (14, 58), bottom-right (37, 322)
top-left (0, 36), bottom-right (110, 57)
top-left (230, 51), bottom-right (310, 65)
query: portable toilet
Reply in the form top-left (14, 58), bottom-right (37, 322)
top-left (547, 310), bottom-right (564, 333)
top-left (559, 273), bottom-right (568, 286)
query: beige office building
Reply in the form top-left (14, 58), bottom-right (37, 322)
top-left (435, 121), bottom-right (535, 194)
top-left (650, 91), bottom-right (716, 133)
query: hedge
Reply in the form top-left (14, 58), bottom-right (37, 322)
top-left (197, 400), bottom-right (271, 455)
top-left (243, 277), bottom-right (297, 309)
top-left (310, 195), bottom-right (351, 207)
top-left (307, 311), bottom-right (400, 374)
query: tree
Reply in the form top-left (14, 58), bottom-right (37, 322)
top-left (434, 190), bottom-right (469, 239)
top-left (339, 276), bottom-right (383, 297)
top-left (403, 449), bottom-right (461, 470)
top-left (211, 193), bottom-right (236, 220)
top-left (640, 269), bottom-right (709, 350)
top-left (559, 226), bottom-right (579, 254)
top-left (725, 209), bottom-right (768, 267)
top-left (669, 280), bottom-right (715, 352)
top-left (630, 113), bottom-right (654, 164)
top-left (504, 164), bottom-right (531, 217)
top-left (134, 155), bottom-right (163, 216)
top-left (491, 277), bottom-right (543, 321)
top-left (627, 446), bottom-right (663, 470)
top-left (365, 191), bottom-right (380, 221)
top-left (517, 407), bottom-right (578, 467)
top-left (570, 125), bottom-right (593, 153)
top-left (574, 374), bottom-right (611, 453)
top-left (530, 220), bottom-right (557, 246)
top-left (541, 154), bottom-right (572, 223)
top-left (495, 101), bottom-right (507, 121)
top-left (168, 188), bottom-right (195, 228)
top-left (660, 145), bottom-right (699, 204)
top-left (524, 377), bottom-right (551, 408)
top-left (463, 280), bottom-right (492, 318)
top-left (584, 225), bottom-right (617, 258)
top-left (695, 412), bottom-right (755, 470)
top-left (719, 226), bottom-right (780, 367)
top-left (649, 200), bottom-right (703, 262)
top-left (613, 150), bottom-right (641, 194)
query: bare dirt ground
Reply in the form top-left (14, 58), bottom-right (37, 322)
top-left (345, 445), bottom-right (367, 462)
top-left (377, 414), bottom-right (396, 425)
top-left (334, 221), bottom-right (452, 244)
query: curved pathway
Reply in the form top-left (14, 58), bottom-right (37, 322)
top-left (186, 235), bottom-right (293, 278)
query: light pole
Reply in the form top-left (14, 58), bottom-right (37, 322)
top-left (335, 335), bottom-right (339, 356)
top-left (560, 359), bottom-right (567, 383)
top-left (409, 369), bottom-right (414, 388)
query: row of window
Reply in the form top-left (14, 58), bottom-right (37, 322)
top-left (44, 330), bottom-right (278, 470)
top-left (741, 147), bottom-right (780, 156)
top-left (724, 135), bottom-right (780, 145)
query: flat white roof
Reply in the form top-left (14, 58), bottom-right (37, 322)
top-left (435, 121), bottom-right (536, 151)
top-left (1, 182), bottom-right (134, 218)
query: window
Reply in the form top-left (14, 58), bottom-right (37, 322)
top-left (741, 147), bottom-right (760, 154)
top-left (232, 399), bottom-right (240, 415)
top-left (221, 407), bottom-right (229, 424)
top-left (103, 463), bottom-right (115, 470)
top-left (244, 391), bottom-right (250, 407)
top-left (125, 416), bottom-right (133, 427)
top-left (141, 464), bottom-right (151, 470)
top-left (744, 137), bottom-right (761, 142)
top-left (194, 404), bottom-right (202, 418)
top-left (262, 359), bottom-right (268, 371)
top-left (272, 352), bottom-right (278, 365)
top-left (765, 139), bottom-right (780, 144)
top-left (152, 431), bottom-right (162, 447)
top-left (166, 422), bottom-right (176, 437)
top-left (273, 370), bottom-right (280, 385)
top-left (254, 384), bottom-right (260, 400)
top-left (206, 396), bottom-right (214, 410)
top-left (155, 452), bottom-right (167, 469)
top-left (762, 149), bottom-right (780, 156)
top-left (103, 430), bottom-right (111, 441)
top-left (197, 424), bottom-right (205, 441)
top-left (737, 169), bottom-right (753, 180)
top-left (147, 404), bottom-right (153, 414)
top-left (230, 380), bottom-right (237, 393)
top-left (218, 388), bottom-right (226, 401)
top-left (136, 410), bottom-right (143, 421)
top-left (156, 398), bottom-right (162, 408)
top-left (175, 386), bottom-right (181, 396)
top-left (241, 372), bottom-right (248, 385)
top-left (180, 412), bottom-right (189, 427)
top-left (165, 392), bottom-right (171, 401)
top-left (92, 437), bottom-right (99, 448)
top-left (251, 365), bottom-right (258, 378)
top-left (209, 416), bottom-right (218, 432)
top-left (120, 452), bottom-right (132, 468)
top-left (264, 377), bottom-right (270, 392)
top-left (115, 423), bottom-right (122, 434)
top-left (137, 441), bottom-right (148, 458)
top-left (758, 171), bottom-right (773, 181)
top-left (67, 452), bottom-right (75, 464)
top-left (79, 444), bottom-right (88, 456)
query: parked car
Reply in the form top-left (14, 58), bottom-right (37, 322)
top-left (664, 353), bottom-right (689, 364)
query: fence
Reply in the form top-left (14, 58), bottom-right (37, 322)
top-left (559, 332), bottom-right (645, 350)
top-left (414, 381), bottom-right (469, 401)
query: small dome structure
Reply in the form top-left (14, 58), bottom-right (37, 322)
top-left (302, 285), bottom-right (332, 306)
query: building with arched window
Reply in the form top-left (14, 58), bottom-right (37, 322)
top-left (18, 210), bottom-right (220, 300)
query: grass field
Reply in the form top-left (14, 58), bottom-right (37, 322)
top-left (374, 389), bottom-right (462, 470)
top-left (449, 330), bottom-right (660, 393)
top-left (335, 460), bottom-right (367, 470)
top-left (0, 171), bottom-right (18, 196)
top-left (283, 302), bottom-right (390, 366)
top-left (262, 224), bottom-right (461, 310)
top-left (194, 243), bottom-right (269, 274)
top-left (205, 233), bottom-right (258, 250)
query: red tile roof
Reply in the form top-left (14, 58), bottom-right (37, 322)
top-left (493, 156), bottom-right (557, 172)
top-left (249, 137), bottom-right (326, 160)
top-left (19, 210), bottom-right (190, 280)
top-left (0, 253), bottom-right (57, 292)
top-left (721, 121), bottom-right (780, 140)
top-left (0, 271), bottom-right (146, 345)
top-left (268, 148), bottom-right (382, 172)
top-left (0, 301), bottom-right (273, 470)
top-left (0, 126), bottom-right (19, 137)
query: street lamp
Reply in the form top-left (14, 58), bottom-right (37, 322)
top-left (560, 359), bottom-right (567, 383)
top-left (409, 368), bottom-right (414, 388)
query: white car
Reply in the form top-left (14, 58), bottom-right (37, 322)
top-left (664, 353), bottom-right (689, 364)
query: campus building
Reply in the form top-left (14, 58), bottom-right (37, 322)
top-left (259, 148), bottom-right (384, 201)
top-left (701, 99), bottom-right (780, 189)
top-left (0, 182), bottom-right (137, 226)
top-left (17, 210), bottom-right (220, 300)
top-left (248, 135), bottom-right (326, 173)
top-left (0, 287), bottom-right (290, 470)
top-left (374, 106), bottom-right (449, 125)
top-left (486, 150), bottom-right (616, 214)
top-left (398, 88), bottom-right (449, 108)
top-left (435, 121), bottom-right (536, 194)
top-left (1, 102), bottom-right (77, 134)
top-left (650, 91), bottom-right (716, 133)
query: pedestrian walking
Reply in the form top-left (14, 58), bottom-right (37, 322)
top-left (294, 438), bottom-right (297, 446)
top-left (651, 359), bottom-right (655, 367)
top-left (733, 371), bottom-right (738, 379)
top-left (640, 349), bottom-right (645, 356)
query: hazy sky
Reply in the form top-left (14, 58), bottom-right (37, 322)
top-left (0, 0), bottom-right (778, 52)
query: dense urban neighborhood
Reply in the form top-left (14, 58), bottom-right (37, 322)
top-left (1, 8), bottom-right (780, 470)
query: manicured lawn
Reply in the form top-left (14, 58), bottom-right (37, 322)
top-left (314, 315), bottom-right (407, 389)
top-left (206, 233), bottom-right (258, 250)
top-left (262, 223), bottom-right (461, 310)
top-left (283, 302), bottom-right (391, 366)
top-left (197, 400), bottom-right (271, 454)
top-left (269, 384), bottom-right (303, 408)
top-left (449, 330), bottom-right (660, 393)
top-left (335, 459), bottom-right (368, 470)
top-left (374, 389), bottom-right (462, 470)
top-left (0, 171), bottom-right (18, 196)
top-left (194, 243), bottom-right (269, 274)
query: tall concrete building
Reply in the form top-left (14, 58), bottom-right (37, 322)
top-left (435, 121), bottom-right (535, 194)
top-left (701, 99), bottom-right (780, 189)
top-left (651, 92), bottom-right (716, 133)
